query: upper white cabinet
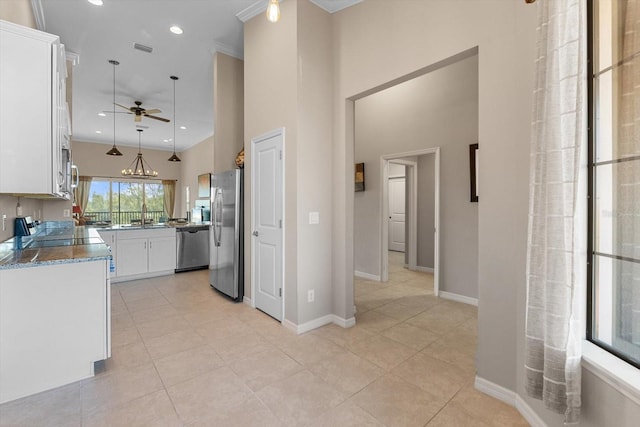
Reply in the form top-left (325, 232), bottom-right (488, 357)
top-left (0, 20), bottom-right (70, 198)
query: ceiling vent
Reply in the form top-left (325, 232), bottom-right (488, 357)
top-left (133, 43), bottom-right (153, 54)
top-left (135, 124), bottom-right (149, 129)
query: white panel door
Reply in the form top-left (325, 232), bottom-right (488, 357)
top-left (252, 131), bottom-right (283, 321)
top-left (389, 177), bottom-right (406, 252)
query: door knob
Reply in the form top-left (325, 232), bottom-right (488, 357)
top-left (252, 231), bottom-right (259, 237)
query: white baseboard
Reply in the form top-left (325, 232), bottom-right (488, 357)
top-left (515, 395), bottom-right (548, 427)
top-left (332, 315), bottom-right (356, 328)
top-left (474, 376), bottom-right (516, 406)
top-left (415, 266), bottom-right (434, 273)
top-left (475, 376), bottom-right (547, 427)
top-left (439, 290), bottom-right (478, 307)
top-left (283, 314), bottom-right (356, 335)
top-left (282, 319), bottom-right (298, 334)
top-left (354, 271), bottom-right (381, 282)
top-left (243, 296), bottom-right (252, 306)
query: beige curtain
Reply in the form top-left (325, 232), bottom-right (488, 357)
top-left (162, 180), bottom-right (176, 218)
top-left (74, 176), bottom-right (92, 213)
top-left (524, 0), bottom-right (586, 423)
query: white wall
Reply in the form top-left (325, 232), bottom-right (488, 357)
top-left (417, 154), bottom-right (435, 270)
top-left (213, 53), bottom-right (244, 174)
top-left (354, 53), bottom-right (479, 299)
top-left (333, 1), bottom-right (640, 426)
top-left (244, 0), bottom-right (300, 322)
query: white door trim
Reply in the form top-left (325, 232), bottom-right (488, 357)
top-left (250, 127), bottom-right (285, 321)
top-left (380, 147), bottom-right (440, 296)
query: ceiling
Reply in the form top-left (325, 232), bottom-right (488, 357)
top-left (38, 0), bottom-right (363, 153)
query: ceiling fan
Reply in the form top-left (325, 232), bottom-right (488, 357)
top-left (108, 100), bottom-right (170, 123)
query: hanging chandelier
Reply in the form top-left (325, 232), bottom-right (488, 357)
top-left (121, 129), bottom-right (159, 177)
top-left (106, 59), bottom-right (123, 156)
top-left (168, 75), bottom-right (181, 162)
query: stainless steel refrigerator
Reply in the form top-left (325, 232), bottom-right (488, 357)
top-left (209, 169), bottom-right (244, 301)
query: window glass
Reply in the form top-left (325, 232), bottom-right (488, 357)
top-left (589, 0), bottom-right (640, 368)
top-left (83, 179), bottom-right (165, 225)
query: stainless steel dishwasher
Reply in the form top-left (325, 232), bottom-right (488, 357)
top-left (175, 225), bottom-right (210, 272)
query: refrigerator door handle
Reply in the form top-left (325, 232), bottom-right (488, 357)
top-left (213, 188), bottom-right (222, 247)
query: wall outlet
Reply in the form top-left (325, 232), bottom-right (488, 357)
top-left (307, 289), bottom-right (315, 303)
top-left (309, 212), bottom-right (319, 225)
top-left (63, 209), bottom-right (70, 218)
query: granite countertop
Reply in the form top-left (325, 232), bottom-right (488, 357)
top-left (90, 222), bottom-right (210, 231)
top-left (0, 223), bottom-right (111, 270)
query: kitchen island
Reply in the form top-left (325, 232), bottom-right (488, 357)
top-left (0, 223), bottom-right (111, 404)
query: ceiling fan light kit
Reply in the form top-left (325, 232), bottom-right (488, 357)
top-left (122, 129), bottom-right (159, 178)
top-left (168, 75), bottom-right (181, 162)
top-left (106, 59), bottom-right (123, 156)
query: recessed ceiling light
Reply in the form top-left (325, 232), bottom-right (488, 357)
top-left (180, 126), bottom-right (187, 130)
top-left (170, 26), bottom-right (183, 35)
top-left (163, 139), bottom-right (169, 143)
top-left (88, 0), bottom-right (103, 6)
top-left (98, 112), bottom-right (106, 117)
top-left (95, 130), bottom-right (102, 134)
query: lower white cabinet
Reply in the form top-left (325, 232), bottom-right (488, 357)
top-left (148, 236), bottom-right (177, 273)
top-left (114, 228), bottom-right (176, 281)
top-left (0, 260), bottom-right (109, 403)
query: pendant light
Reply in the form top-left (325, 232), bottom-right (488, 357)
top-left (105, 59), bottom-right (123, 156)
top-left (168, 75), bottom-right (181, 162)
top-left (121, 129), bottom-right (159, 177)
top-left (266, 0), bottom-right (280, 23)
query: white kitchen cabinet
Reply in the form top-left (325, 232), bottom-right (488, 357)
top-left (0, 260), bottom-right (109, 403)
top-left (0, 20), bottom-right (70, 198)
top-left (117, 238), bottom-right (148, 277)
top-left (97, 230), bottom-right (117, 278)
top-left (148, 236), bottom-right (177, 273)
top-left (115, 228), bottom-right (176, 282)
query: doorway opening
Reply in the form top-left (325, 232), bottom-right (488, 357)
top-left (380, 148), bottom-right (440, 296)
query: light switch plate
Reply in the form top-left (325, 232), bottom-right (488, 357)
top-left (309, 212), bottom-right (319, 225)
top-left (63, 209), bottom-right (70, 218)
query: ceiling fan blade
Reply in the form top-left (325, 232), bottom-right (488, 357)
top-left (144, 109), bottom-right (161, 115)
top-left (115, 103), bottom-right (132, 111)
top-left (146, 115), bottom-right (170, 123)
top-left (135, 114), bottom-right (142, 122)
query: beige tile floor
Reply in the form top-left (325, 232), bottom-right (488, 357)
top-left (0, 252), bottom-right (528, 426)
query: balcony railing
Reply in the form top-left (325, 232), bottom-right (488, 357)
top-left (83, 210), bottom-right (166, 225)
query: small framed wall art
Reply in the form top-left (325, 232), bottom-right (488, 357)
top-left (355, 163), bottom-right (365, 192)
top-left (469, 143), bottom-right (479, 202)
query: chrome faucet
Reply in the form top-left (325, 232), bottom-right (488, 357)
top-left (141, 203), bottom-right (147, 227)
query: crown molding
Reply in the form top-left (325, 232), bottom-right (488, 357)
top-left (309, 0), bottom-right (364, 14)
top-left (30, 0), bottom-right (46, 31)
top-left (236, 0), bottom-right (267, 23)
top-left (65, 51), bottom-right (80, 66)
top-left (211, 41), bottom-right (243, 60)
